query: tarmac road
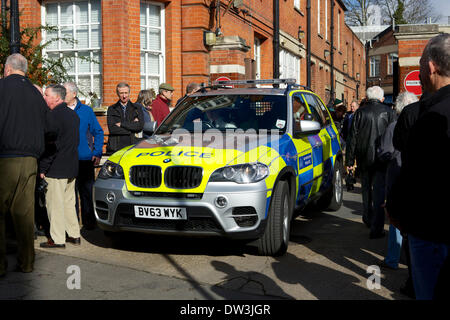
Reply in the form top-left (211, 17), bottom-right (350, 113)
top-left (0, 184), bottom-right (411, 300)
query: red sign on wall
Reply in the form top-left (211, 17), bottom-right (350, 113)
top-left (404, 70), bottom-right (422, 96)
top-left (215, 76), bottom-right (233, 88)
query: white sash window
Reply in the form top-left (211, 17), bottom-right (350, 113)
top-left (140, 1), bottom-right (165, 92)
top-left (42, 0), bottom-right (102, 100)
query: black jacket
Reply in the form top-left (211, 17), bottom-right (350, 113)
top-left (0, 74), bottom-right (48, 158)
top-left (40, 103), bottom-right (79, 179)
top-left (106, 101), bottom-right (144, 154)
top-left (386, 85), bottom-right (450, 244)
top-left (345, 99), bottom-right (396, 169)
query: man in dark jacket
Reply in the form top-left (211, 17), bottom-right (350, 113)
top-left (39, 84), bottom-right (80, 248)
top-left (106, 82), bottom-right (144, 155)
top-left (346, 86), bottom-right (396, 238)
top-left (386, 33), bottom-right (450, 300)
top-left (0, 53), bottom-right (48, 276)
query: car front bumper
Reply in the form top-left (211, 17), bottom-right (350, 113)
top-left (93, 178), bottom-right (271, 239)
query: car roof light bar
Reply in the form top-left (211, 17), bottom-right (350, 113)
top-left (287, 84), bottom-right (313, 91)
top-left (211, 78), bottom-right (297, 86)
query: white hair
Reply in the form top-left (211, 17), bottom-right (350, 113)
top-left (394, 92), bottom-right (419, 114)
top-left (366, 86), bottom-right (384, 101)
top-left (64, 81), bottom-right (78, 95)
top-left (5, 53), bottom-right (28, 74)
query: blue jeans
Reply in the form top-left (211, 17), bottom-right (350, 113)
top-left (408, 235), bottom-right (449, 300)
top-left (384, 225), bottom-right (402, 269)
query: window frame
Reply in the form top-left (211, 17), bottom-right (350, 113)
top-left (41, 0), bottom-right (102, 100)
top-left (370, 56), bottom-right (381, 77)
top-left (317, 0), bottom-right (321, 35)
top-left (140, 0), bottom-right (166, 92)
top-left (387, 52), bottom-right (398, 76)
top-left (279, 49), bottom-right (300, 85)
top-left (254, 37), bottom-right (261, 80)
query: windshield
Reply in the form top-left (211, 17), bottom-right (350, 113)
top-left (155, 94), bottom-right (288, 134)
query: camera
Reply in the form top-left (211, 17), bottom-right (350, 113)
top-left (36, 179), bottom-right (48, 207)
top-left (36, 179), bottom-right (48, 194)
top-left (345, 169), bottom-right (356, 191)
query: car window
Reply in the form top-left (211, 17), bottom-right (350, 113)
top-left (302, 93), bottom-right (326, 127)
top-left (292, 93), bottom-right (308, 121)
top-left (156, 94), bottom-right (288, 134)
top-left (313, 94), bottom-right (332, 125)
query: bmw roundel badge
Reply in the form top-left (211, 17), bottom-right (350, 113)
top-left (163, 158), bottom-right (171, 163)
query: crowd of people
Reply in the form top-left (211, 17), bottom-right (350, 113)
top-left (0, 59), bottom-right (200, 267)
top-left (334, 33), bottom-right (450, 300)
top-left (1, 33), bottom-right (449, 300)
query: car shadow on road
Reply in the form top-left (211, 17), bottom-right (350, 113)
top-left (81, 228), bottom-right (260, 257)
top-left (342, 199), bottom-right (364, 216)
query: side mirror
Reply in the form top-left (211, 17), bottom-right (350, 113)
top-left (143, 121), bottom-right (157, 136)
top-left (294, 120), bottom-right (321, 138)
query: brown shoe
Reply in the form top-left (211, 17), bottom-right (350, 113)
top-left (40, 239), bottom-right (65, 248)
top-left (66, 236), bottom-right (81, 245)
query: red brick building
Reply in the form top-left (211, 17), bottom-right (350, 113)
top-left (367, 26), bottom-right (397, 104)
top-left (16, 0), bottom-right (366, 140)
top-left (395, 24), bottom-right (450, 98)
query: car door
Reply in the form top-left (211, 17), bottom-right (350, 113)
top-left (313, 94), bottom-right (341, 190)
top-left (302, 93), bottom-right (328, 194)
top-left (290, 92), bottom-right (315, 206)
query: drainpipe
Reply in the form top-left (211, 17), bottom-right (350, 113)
top-left (306, 0), bottom-right (311, 88)
top-left (1, 0), bottom-right (7, 32)
top-left (273, 0), bottom-right (280, 80)
top-left (330, 0), bottom-right (335, 102)
top-left (10, 0), bottom-right (20, 54)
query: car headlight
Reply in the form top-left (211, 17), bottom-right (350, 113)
top-left (98, 160), bottom-right (125, 179)
top-left (210, 163), bottom-right (269, 184)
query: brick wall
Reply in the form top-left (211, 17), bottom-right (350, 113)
top-left (102, 0), bottom-right (141, 105)
top-left (19, 0), bottom-right (367, 150)
top-left (367, 29), bottom-right (397, 96)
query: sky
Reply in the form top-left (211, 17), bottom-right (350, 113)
top-left (430, 0), bottom-right (450, 23)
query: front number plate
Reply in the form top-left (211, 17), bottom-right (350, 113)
top-left (134, 206), bottom-right (187, 220)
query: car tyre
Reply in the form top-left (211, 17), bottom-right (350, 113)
top-left (257, 180), bottom-right (291, 256)
top-left (318, 159), bottom-right (343, 211)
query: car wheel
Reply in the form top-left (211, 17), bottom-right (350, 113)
top-left (257, 180), bottom-right (291, 256)
top-left (318, 159), bottom-right (343, 211)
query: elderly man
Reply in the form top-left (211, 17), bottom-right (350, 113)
top-left (175, 82), bottom-right (201, 107)
top-left (152, 82), bottom-right (174, 125)
top-left (64, 82), bottom-right (104, 230)
top-left (40, 84), bottom-right (80, 248)
top-left (346, 86), bottom-right (396, 239)
top-left (106, 82), bottom-right (144, 154)
top-left (386, 33), bottom-right (450, 300)
top-left (0, 54), bottom-right (48, 276)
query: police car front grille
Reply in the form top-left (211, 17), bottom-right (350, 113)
top-left (165, 166), bottom-right (203, 189)
top-left (130, 166), bottom-right (162, 188)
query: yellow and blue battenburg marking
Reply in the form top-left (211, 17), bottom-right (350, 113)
top-left (107, 90), bottom-right (341, 221)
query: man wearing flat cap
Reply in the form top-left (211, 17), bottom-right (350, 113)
top-left (152, 82), bottom-right (174, 126)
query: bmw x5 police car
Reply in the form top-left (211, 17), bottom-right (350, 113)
top-left (94, 79), bottom-right (343, 256)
